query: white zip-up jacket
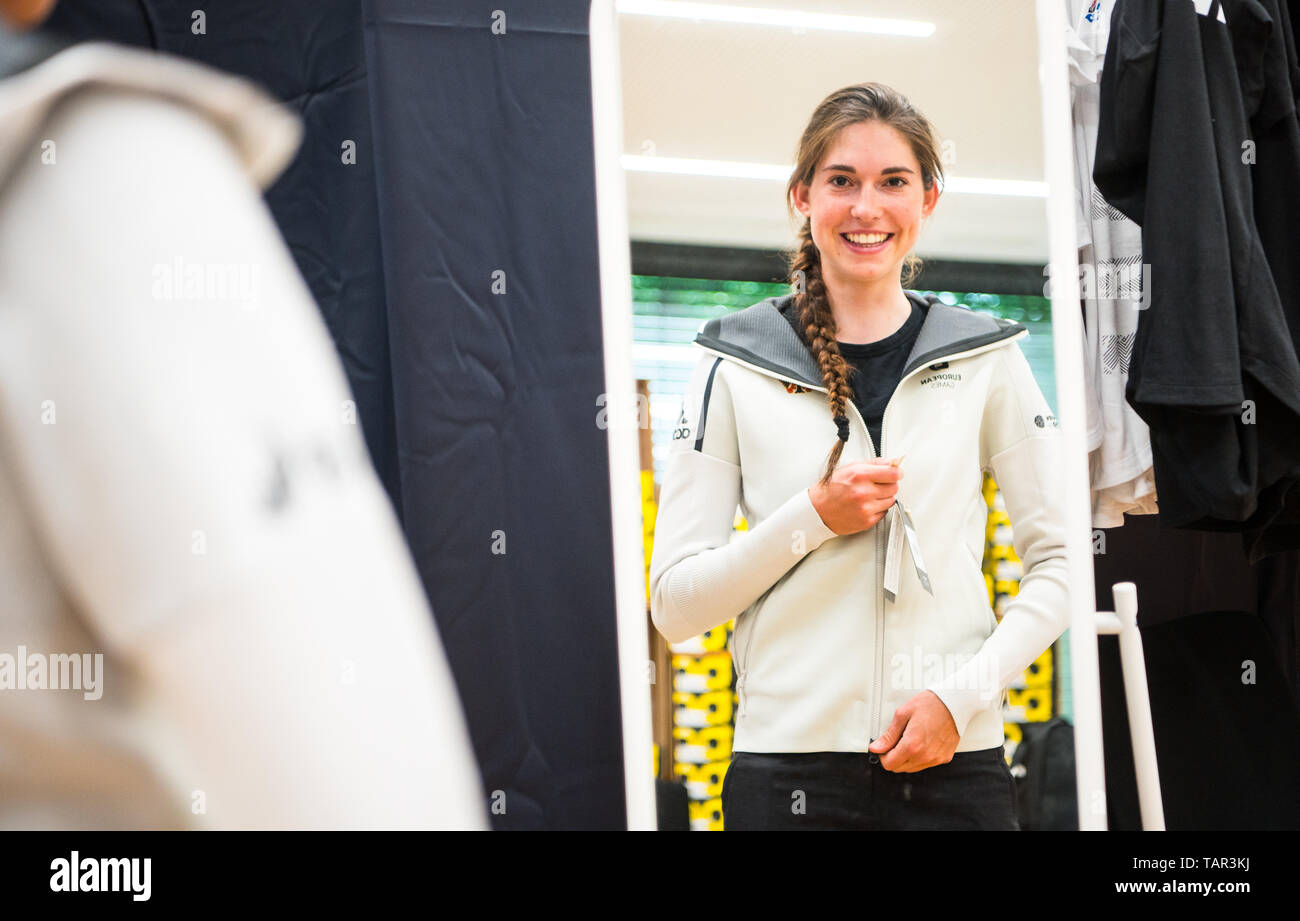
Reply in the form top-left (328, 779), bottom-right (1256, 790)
top-left (649, 291), bottom-right (1071, 754)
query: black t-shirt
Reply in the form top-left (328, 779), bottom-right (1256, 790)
top-left (837, 302), bottom-right (924, 458)
top-left (779, 297), bottom-right (924, 458)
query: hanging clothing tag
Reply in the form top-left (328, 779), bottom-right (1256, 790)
top-left (896, 497), bottom-right (933, 595)
top-left (1192, 0), bottom-right (1227, 23)
top-left (883, 504), bottom-right (904, 604)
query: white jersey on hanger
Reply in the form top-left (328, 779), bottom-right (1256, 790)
top-left (1067, 0), bottom-right (1159, 527)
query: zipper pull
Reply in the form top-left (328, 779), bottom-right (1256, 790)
top-left (883, 505), bottom-right (904, 603)
top-left (883, 498), bottom-right (934, 601)
top-left (896, 498), bottom-right (934, 595)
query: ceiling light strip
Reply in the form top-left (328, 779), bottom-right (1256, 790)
top-left (622, 155), bottom-right (1047, 197)
top-left (615, 0), bottom-right (936, 37)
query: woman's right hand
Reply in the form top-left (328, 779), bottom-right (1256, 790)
top-left (807, 461), bottom-right (904, 536)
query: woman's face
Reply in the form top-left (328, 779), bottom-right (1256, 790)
top-left (792, 119), bottom-right (939, 293)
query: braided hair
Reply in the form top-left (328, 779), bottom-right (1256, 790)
top-left (784, 83), bottom-right (944, 485)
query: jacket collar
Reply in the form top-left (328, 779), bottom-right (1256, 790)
top-left (693, 290), bottom-right (1028, 391)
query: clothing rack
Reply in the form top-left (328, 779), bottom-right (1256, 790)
top-left (1097, 582), bottom-right (1166, 829)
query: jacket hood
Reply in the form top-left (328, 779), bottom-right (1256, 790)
top-left (0, 39), bottom-right (301, 195)
top-left (694, 290), bottom-right (1028, 391)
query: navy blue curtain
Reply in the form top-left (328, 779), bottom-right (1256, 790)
top-left (360, 0), bottom-right (625, 828)
top-left (42, 0), bottom-right (627, 829)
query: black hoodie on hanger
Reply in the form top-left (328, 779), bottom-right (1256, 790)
top-left (1094, 0), bottom-right (1300, 561)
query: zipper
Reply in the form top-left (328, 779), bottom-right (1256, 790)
top-left (848, 403), bottom-right (885, 748)
top-left (873, 502), bottom-right (885, 746)
top-left (865, 330), bottom-right (1028, 738)
top-left (694, 327), bottom-right (1029, 744)
top-left (874, 403), bottom-right (888, 743)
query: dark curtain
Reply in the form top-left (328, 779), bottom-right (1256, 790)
top-left (360, 0), bottom-right (625, 828)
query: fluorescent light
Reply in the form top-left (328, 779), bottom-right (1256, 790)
top-left (941, 176), bottom-right (1049, 198)
top-left (622, 154), bottom-right (790, 181)
top-left (622, 155), bottom-right (1048, 198)
top-left (632, 342), bottom-right (700, 364)
top-left (616, 0), bottom-right (936, 37)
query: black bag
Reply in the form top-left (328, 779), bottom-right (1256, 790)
top-left (655, 779), bottom-right (690, 831)
top-left (1010, 716), bottom-right (1078, 830)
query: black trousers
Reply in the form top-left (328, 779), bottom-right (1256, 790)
top-left (721, 747), bottom-right (1020, 830)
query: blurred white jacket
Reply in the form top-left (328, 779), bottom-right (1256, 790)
top-left (0, 40), bottom-right (487, 829)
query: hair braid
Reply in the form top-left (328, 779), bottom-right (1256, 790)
top-left (789, 227), bottom-right (855, 486)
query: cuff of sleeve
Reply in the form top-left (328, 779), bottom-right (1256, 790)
top-left (925, 664), bottom-right (1000, 739)
top-left (788, 487), bottom-right (838, 550)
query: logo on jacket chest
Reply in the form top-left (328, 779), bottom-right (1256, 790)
top-left (673, 408), bottom-right (692, 440)
top-left (779, 380), bottom-right (813, 394)
top-left (918, 362), bottom-right (962, 389)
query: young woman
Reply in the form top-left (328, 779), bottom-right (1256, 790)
top-left (649, 83), bottom-right (1071, 830)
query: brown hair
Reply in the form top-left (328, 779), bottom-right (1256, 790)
top-left (784, 82), bottom-right (943, 484)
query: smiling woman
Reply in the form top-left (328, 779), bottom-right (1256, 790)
top-left (646, 78), bottom-right (1071, 831)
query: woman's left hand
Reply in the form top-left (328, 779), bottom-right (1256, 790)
top-left (868, 690), bottom-right (960, 772)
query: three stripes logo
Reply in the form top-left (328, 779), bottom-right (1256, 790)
top-left (672, 407), bottom-right (692, 441)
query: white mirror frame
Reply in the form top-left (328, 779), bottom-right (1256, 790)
top-left (591, 0), bottom-right (1111, 831)
top-left (1035, 0), bottom-right (1107, 831)
top-left (590, 0), bottom-right (657, 831)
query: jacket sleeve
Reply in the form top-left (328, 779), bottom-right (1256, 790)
top-left (925, 341), bottom-right (1071, 738)
top-left (648, 351), bottom-right (839, 645)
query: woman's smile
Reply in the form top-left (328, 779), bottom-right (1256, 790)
top-left (841, 231), bottom-right (894, 254)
